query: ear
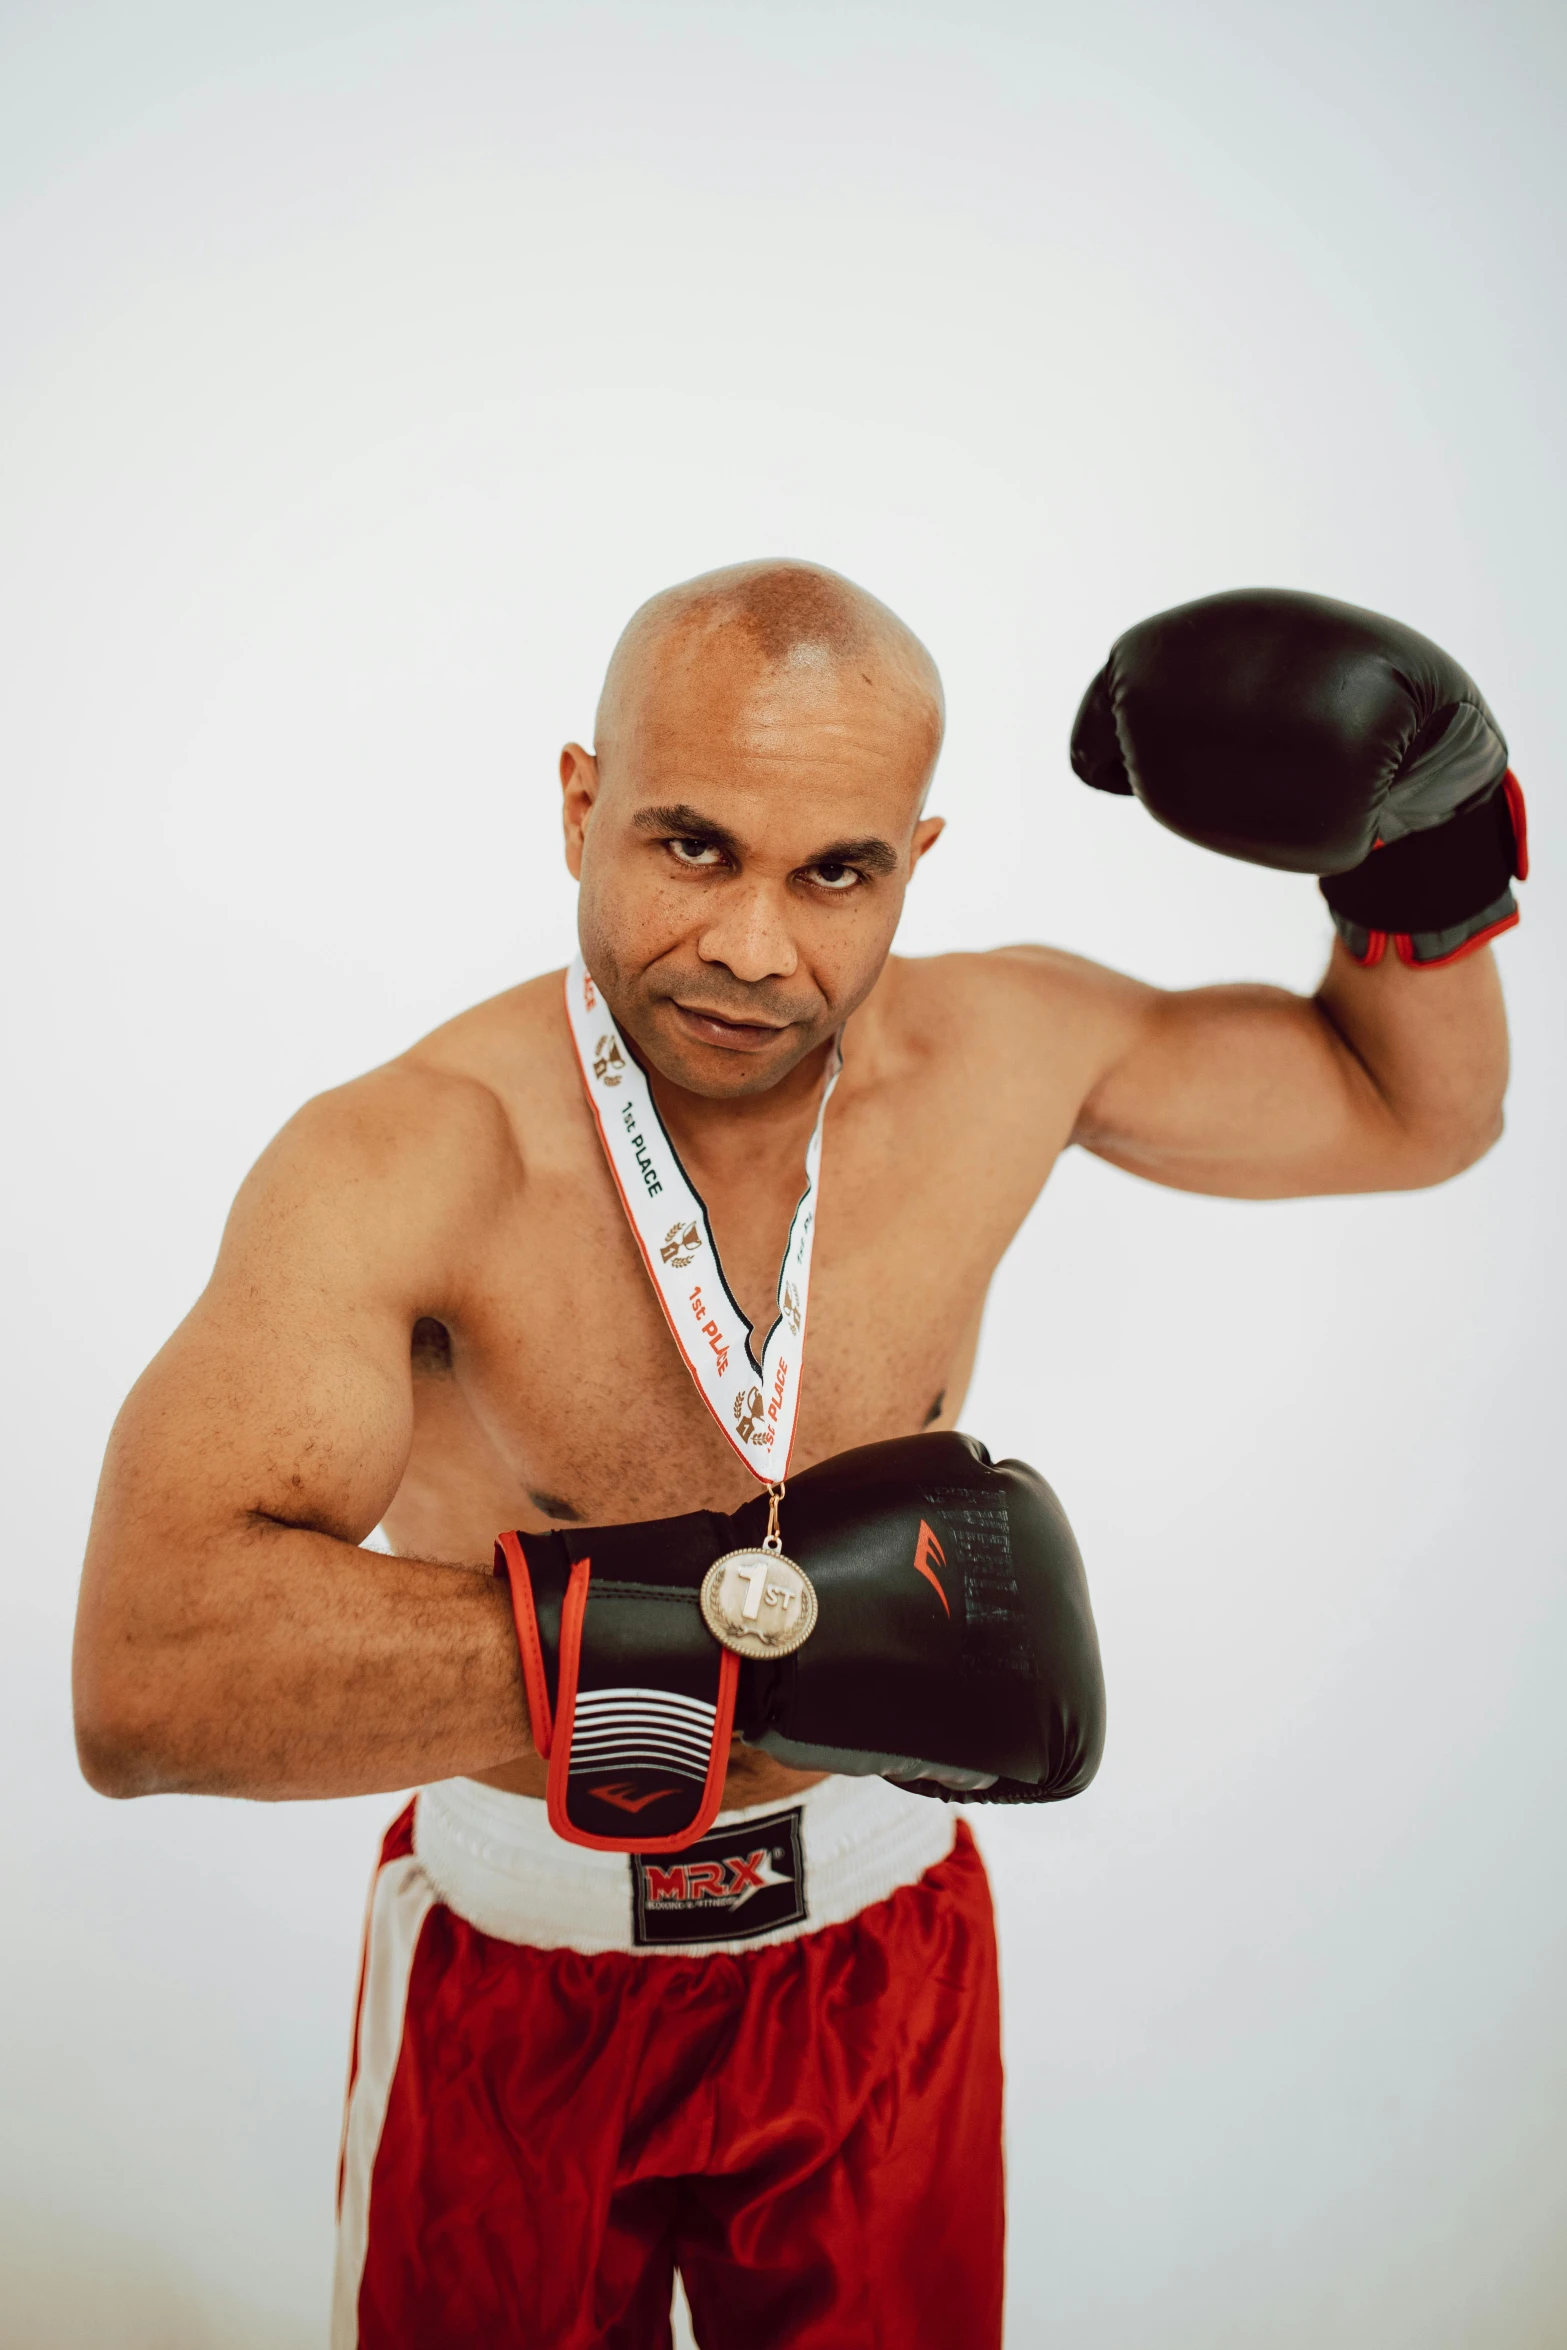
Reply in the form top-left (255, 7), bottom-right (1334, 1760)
top-left (909, 815), bottom-right (945, 871)
top-left (561, 743), bottom-right (600, 881)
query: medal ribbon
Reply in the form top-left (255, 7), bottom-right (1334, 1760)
top-left (564, 955), bottom-right (838, 1483)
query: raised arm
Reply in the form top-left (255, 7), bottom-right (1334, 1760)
top-left (1052, 586), bottom-right (1523, 1199)
top-left (73, 1069), bottom-right (532, 1801)
top-left (1059, 934), bottom-right (1506, 1198)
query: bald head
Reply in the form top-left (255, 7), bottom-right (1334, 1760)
top-left (595, 558), bottom-right (944, 794)
top-left (562, 559), bottom-right (947, 1101)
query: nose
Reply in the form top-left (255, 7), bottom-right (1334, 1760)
top-left (695, 879), bottom-right (800, 987)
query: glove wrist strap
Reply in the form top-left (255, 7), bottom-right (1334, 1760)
top-left (495, 1524), bottom-right (740, 1854)
top-left (1321, 774), bottom-right (1527, 967)
top-left (547, 1560), bottom-right (738, 1852)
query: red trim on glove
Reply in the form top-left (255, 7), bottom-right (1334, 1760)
top-left (1348, 929), bottom-right (1390, 968)
top-left (1503, 770), bottom-right (1529, 881)
top-left (494, 1530), bottom-right (554, 1761)
top-left (545, 1557), bottom-right (739, 1855)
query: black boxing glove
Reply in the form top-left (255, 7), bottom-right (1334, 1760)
top-left (494, 1432), bottom-right (1105, 1854)
top-left (1071, 587), bottom-right (1527, 967)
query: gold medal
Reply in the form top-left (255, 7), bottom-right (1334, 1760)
top-left (699, 1484), bottom-right (818, 1660)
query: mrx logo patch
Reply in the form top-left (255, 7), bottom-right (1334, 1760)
top-left (630, 1806), bottom-right (807, 1948)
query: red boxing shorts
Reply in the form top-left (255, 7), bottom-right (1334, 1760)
top-left (333, 1776), bottom-right (1004, 2349)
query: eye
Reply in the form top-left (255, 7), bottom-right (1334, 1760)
top-left (809, 860), bottom-right (863, 892)
top-left (667, 837), bottom-right (727, 868)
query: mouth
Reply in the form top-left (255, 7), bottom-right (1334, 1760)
top-left (668, 1000), bottom-right (795, 1052)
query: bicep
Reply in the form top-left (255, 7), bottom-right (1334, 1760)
top-left (1071, 976), bottom-right (1392, 1199)
top-left (78, 1230), bottom-right (417, 1698)
top-left (84, 1084), bottom-right (484, 1590)
top-left (109, 1269), bottom-right (415, 1552)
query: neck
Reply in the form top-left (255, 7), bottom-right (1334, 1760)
top-left (645, 1033), bottom-right (838, 1173)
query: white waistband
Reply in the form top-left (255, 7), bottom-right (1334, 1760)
top-left (412, 1774), bottom-right (958, 1958)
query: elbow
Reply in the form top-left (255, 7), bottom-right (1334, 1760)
top-left (73, 1509), bottom-right (249, 1797)
top-left (1403, 1102), bottom-right (1506, 1189)
top-left (1459, 1104), bottom-right (1506, 1175)
top-left (75, 1725), bottom-right (154, 1801)
top-left (73, 1697), bottom-right (165, 1801)
top-left (72, 1649), bottom-right (188, 1800)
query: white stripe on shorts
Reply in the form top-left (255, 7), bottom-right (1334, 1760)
top-left (331, 1854), bottom-right (436, 2350)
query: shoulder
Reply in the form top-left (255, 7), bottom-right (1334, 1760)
top-left (236, 971), bottom-right (577, 1244)
top-left (876, 947), bottom-right (1155, 1069)
top-left (333, 967), bottom-right (575, 1172)
top-left (282, 1063), bottom-right (516, 1187)
top-left (400, 968), bottom-right (571, 1101)
top-left (228, 1068), bottom-right (514, 1281)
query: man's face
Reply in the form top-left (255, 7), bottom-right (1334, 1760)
top-left (563, 634), bottom-right (943, 1099)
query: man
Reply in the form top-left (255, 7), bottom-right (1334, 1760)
top-left (74, 560), bottom-right (1517, 2348)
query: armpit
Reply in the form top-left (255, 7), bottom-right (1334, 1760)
top-left (411, 1318), bottom-right (453, 1376)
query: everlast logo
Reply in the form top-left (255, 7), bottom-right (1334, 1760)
top-left (593, 1034), bottom-right (625, 1085)
top-left (591, 1782), bottom-right (678, 1815)
top-left (619, 1101), bottom-right (663, 1197)
top-left (661, 1221), bottom-right (702, 1269)
top-left (631, 1806), bottom-right (807, 1946)
top-left (911, 1519), bottom-right (951, 1617)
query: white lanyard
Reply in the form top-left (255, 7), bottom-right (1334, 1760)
top-left (564, 954), bottom-right (839, 1483)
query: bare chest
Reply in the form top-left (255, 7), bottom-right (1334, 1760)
top-left (382, 1073), bottom-right (1053, 1562)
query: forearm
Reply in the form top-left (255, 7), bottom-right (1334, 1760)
top-left (73, 1518), bottom-right (531, 1801)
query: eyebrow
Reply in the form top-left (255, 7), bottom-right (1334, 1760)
top-left (633, 803), bottom-right (900, 875)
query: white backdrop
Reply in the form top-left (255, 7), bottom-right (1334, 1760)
top-left (2, 3), bottom-right (1563, 2344)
